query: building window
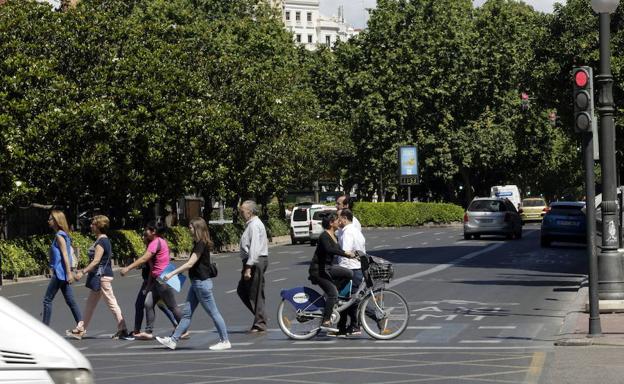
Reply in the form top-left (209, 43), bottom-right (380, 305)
top-left (307, 12), bottom-right (312, 22)
top-left (285, 11), bottom-right (290, 21)
top-left (296, 34), bottom-right (302, 43)
top-left (308, 34), bottom-right (313, 43)
top-left (295, 11), bottom-right (300, 22)
top-left (325, 35), bottom-right (331, 47)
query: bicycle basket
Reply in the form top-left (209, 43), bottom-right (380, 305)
top-left (367, 256), bottom-right (394, 282)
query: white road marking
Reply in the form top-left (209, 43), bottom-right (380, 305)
top-left (401, 232), bottom-right (424, 238)
top-left (7, 294), bottom-right (31, 298)
top-left (459, 340), bottom-right (502, 344)
top-left (298, 256), bottom-right (307, 259)
top-left (278, 251), bottom-right (303, 254)
top-left (83, 345), bottom-right (548, 357)
top-left (226, 289), bottom-right (237, 294)
top-left (434, 232), bottom-right (444, 236)
top-left (388, 242), bottom-right (505, 288)
top-left (421, 242), bottom-right (428, 245)
top-left (272, 278), bottom-right (287, 282)
top-left (479, 326), bottom-right (517, 330)
top-left (270, 261), bottom-right (281, 265)
top-left (373, 245), bottom-right (390, 249)
top-left (408, 326), bottom-right (442, 330)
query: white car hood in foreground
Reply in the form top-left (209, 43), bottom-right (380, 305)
top-left (0, 296), bottom-right (92, 371)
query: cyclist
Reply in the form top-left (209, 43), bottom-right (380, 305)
top-left (308, 212), bottom-right (354, 332)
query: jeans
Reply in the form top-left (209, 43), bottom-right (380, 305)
top-left (172, 278), bottom-right (228, 343)
top-left (338, 269), bottom-right (363, 331)
top-left (42, 275), bottom-right (82, 326)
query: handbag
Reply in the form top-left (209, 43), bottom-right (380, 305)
top-left (85, 239), bottom-right (112, 292)
top-left (208, 261), bottom-right (218, 278)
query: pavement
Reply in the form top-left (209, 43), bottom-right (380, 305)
top-left (556, 283), bottom-right (624, 347)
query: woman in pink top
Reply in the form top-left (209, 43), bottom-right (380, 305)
top-left (121, 221), bottom-right (181, 336)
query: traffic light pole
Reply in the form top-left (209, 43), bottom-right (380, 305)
top-left (584, 132), bottom-right (601, 336)
top-left (596, 12), bottom-right (624, 300)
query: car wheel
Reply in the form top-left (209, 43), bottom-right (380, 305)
top-left (464, 233), bottom-right (471, 240)
top-left (310, 240), bottom-right (317, 246)
top-left (290, 236), bottom-right (297, 245)
top-left (540, 236), bottom-right (550, 247)
top-left (474, 234), bottom-right (481, 240)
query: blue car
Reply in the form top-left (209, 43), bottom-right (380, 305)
top-left (540, 201), bottom-right (586, 247)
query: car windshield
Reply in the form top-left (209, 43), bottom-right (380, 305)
top-left (549, 205), bottom-right (585, 216)
top-left (292, 209), bottom-right (308, 221)
top-left (522, 199), bottom-right (546, 207)
top-left (469, 200), bottom-right (505, 212)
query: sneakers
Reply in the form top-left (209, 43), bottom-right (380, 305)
top-left (326, 330), bottom-right (347, 338)
top-left (112, 330), bottom-right (135, 340)
top-left (346, 326), bottom-right (362, 336)
top-left (209, 340), bottom-right (232, 351)
top-left (156, 336), bottom-right (177, 350)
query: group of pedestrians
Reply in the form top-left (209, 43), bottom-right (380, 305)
top-left (41, 199), bottom-right (270, 351)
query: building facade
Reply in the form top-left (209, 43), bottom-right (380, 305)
top-left (281, 0), bottom-right (358, 50)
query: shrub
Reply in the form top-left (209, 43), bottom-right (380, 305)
top-left (354, 202), bottom-right (464, 227)
top-left (0, 242), bottom-right (38, 279)
top-left (164, 226), bottom-right (194, 257)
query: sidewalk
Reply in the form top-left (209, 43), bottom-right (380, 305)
top-left (556, 285), bottom-right (624, 346)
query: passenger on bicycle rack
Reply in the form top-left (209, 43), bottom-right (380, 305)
top-left (308, 212), bottom-right (354, 332)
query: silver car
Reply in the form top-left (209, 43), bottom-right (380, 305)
top-left (463, 197), bottom-right (523, 240)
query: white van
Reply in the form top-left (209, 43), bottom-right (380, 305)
top-left (0, 296), bottom-right (94, 383)
top-left (491, 185), bottom-right (521, 210)
top-left (289, 203), bottom-right (328, 244)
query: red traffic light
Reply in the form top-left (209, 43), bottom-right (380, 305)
top-left (575, 70), bottom-right (589, 88)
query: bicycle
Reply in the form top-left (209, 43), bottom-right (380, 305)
top-left (277, 253), bottom-right (409, 340)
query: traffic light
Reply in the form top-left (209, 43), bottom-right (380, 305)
top-left (573, 66), bottom-right (594, 133)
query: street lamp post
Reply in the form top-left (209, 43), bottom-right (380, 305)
top-left (592, 0), bottom-right (624, 301)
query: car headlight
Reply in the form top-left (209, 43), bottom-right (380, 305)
top-left (48, 369), bottom-right (94, 384)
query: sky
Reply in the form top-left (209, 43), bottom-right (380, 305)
top-left (320, 1), bottom-right (566, 29)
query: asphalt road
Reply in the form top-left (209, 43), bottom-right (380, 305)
top-left (0, 224), bottom-right (588, 384)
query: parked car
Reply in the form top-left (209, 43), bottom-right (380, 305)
top-left (519, 197), bottom-right (548, 223)
top-left (289, 203), bottom-right (328, 244)
top-left (0, 296), bottom-right (94, 383)
top-left (463, 197), bottom-right (523, 240)
top-left (540, 201), bottom-right (586, 247)
top-left (309, 207), bottom-right (337, 246)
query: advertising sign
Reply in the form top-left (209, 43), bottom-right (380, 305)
top-left (399, 146), bottom-right (418, 185)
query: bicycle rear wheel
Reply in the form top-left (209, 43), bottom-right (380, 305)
top-left (277, 299), bottom-right (322, 340)
top-left (359, 288), bottom-right (409, 340)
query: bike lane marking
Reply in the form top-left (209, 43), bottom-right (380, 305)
top-left (388, 242), bottom-right (506, 289)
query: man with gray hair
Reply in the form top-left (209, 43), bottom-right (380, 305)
top-left (237, 200), bottom-right (269, 333)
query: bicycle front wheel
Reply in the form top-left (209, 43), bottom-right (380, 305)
top-left (277, 300), bottom-right (322, 340)
top-left (359, 288), bottom-right (409, 340)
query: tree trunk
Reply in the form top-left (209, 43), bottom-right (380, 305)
top-left (460, 166), bottom-right (474, 207)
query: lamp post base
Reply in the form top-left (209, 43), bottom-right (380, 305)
top-left (598, 249), bottom-right (624, 300)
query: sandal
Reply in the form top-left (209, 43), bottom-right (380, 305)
top-left (66, 327), bottom-right (86, 340)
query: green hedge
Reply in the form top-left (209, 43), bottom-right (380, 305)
top-left (1, 219), bottom-right (290, 280)
top-left (353, 202), bottom-right (464, 227)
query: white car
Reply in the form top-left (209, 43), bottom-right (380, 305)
top-left (289, 203), bottom-right (328, 244)
top-left (0, 296), bottom-right (94, 384)
top-left (309, 207), bottom-right (337, 246)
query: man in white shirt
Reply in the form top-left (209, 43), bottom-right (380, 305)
top-left (335, 195), bottom-right (361, 244)
top-left (336, 208), bottom-right (365, 336)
